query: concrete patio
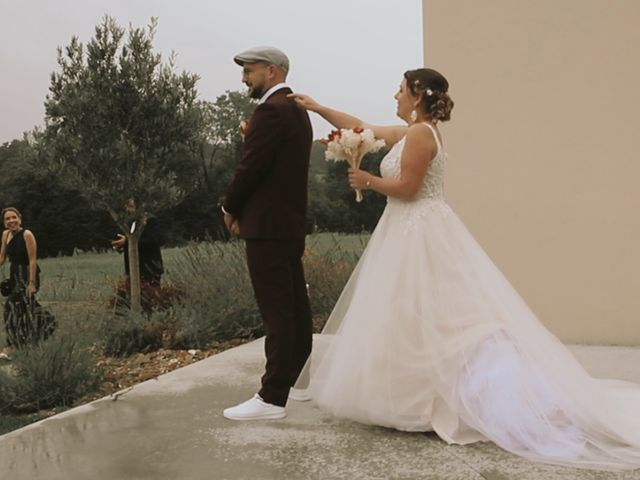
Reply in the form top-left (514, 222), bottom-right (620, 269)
top-left (1, 338), bottom-right (640, 480)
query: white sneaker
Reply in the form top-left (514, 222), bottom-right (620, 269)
top-left (288, 388), bottom-right (311, 402)
top-left (223, 394), bottom-right (286, 421)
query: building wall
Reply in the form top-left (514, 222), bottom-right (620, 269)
top-left (422, 0), bottom-right (640, 344)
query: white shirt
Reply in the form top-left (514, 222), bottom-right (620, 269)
top-left (258, 82), bottom-right (290, 104)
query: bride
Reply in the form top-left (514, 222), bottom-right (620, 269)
top-left (289, 68), bottom-right (640, 471)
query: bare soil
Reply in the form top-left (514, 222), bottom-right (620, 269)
top-left (89, 338), bottom-right (250, 402)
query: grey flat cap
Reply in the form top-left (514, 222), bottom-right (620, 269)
top-left (233, 46), bottom-right (289, 74)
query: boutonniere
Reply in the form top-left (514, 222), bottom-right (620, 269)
top-left (239, 120), bottom-right (249, 139)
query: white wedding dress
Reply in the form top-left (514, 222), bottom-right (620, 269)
top-left (299, 124), bottom-right (640, 470)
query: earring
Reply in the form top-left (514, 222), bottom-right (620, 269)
top-left (410, 110), bottom-right (418, 123)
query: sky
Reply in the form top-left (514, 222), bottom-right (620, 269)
top-left (0, 0), bottom-right (423, 143)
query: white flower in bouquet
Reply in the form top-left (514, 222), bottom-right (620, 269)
top-left (321, 127), bottom-right (385, 202)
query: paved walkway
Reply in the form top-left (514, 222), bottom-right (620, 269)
top-left (1, 339), bottom-right (640, 480)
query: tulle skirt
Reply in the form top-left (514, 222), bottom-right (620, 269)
top-left (297, 197), bottom-right (640, 470)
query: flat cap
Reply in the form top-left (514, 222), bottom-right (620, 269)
top-left (233, 46), bottom-right (289, 74)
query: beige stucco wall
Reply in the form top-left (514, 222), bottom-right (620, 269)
top-left (422, 0), bottom-right (640, 344)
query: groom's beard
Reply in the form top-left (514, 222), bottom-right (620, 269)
top-left (247, 83), bottom-right (266, 99)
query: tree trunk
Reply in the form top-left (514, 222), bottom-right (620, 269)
top-left (127, 234), bottom-right (142, 313)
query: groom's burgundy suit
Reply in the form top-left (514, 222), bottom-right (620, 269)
top-left (223, 87), bottom-right (313, 407)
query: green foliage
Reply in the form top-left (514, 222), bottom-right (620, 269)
top-left (95, 233), bottom-right (368, 355)
top-left (169, 240), bottom-right (264, 344)
top-left (308, 143), bottom-right (388, 233)
top-left (0, 412), bottom-right (49, 436)
top-left (42, 16), bottom-right (203, 216)
top-left (0, 335), bottom-right (103, 413)
top-left (38, 15), bottom-right (207, 310)
top-left (102, 278), bottom-right (186, 356)
top-left (100, 309), bottom-right (165, 356)
top-left (304, 234), bottom-right (366, 319)
top-left (167, 234), bottom-right (367, 342)
top-left (197, 90), bottom-right (256, 147)
top-left (0, 16), bottom-right (393, 261)
top-left (163, 91), bottom-right (257, 243)
top-left (0, 138), bottom-right (39, 208)
top-left (1, 90), bottom-right (387, 257)
top-left (95, 240), bottom-right (261, 355)
top-left (0, 138), bottom-right (114, 257)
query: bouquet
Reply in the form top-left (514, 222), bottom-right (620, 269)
top-left (322, 127), bottom-right (385, 202)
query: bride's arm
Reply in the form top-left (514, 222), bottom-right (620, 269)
top-left (349, 123), bottom-right (436, 200)
top-left (288, 93), bottom-right (406, 147)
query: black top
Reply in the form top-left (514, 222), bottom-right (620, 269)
top-left (6, 229), bottom-right (40, 290)
top-left (7, 230), bottom-right (29, 265)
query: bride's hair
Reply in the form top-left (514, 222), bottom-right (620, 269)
top-left (404, 68), bottom-right (454, 123)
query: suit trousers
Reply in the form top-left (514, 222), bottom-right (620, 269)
top-left (245, 238), bottom-right (313, 407)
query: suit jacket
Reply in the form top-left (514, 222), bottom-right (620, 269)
top-left (223, 87), bottom-right (313, 240)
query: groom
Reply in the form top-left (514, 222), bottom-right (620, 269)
top-left (221, 46), bottom-right (313, 420)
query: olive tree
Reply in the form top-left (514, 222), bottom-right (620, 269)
top-left (42, 16), bottom-right (203, 310)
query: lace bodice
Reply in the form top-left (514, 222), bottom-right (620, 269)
top-left (379, 123), bottom-right (446, 202)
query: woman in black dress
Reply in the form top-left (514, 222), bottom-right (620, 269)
top-left (0, 207), bottom-right (51, 357)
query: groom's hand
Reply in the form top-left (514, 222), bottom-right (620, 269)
top-left (224, 212), bottom-right (240, 236)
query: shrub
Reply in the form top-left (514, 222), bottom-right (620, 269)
top-left (108, 276), bottom-right (186, 313)
top-left (303, 234), bottom-right (365, 329)
top-left (0, 412), bottom-right (49, 436)
top-left (100, 309), bottom-right (166, 356)
top-left (102, 276), bottom-right (187, 356)
top-left (100, 240), bottom-right (262, 354)
top-left (167, 234), bottom-right (366, 342)
top-left (168, 240), bottom-right (263, 346)
top-left (0, 335), bottom-right (103, 413)
top-left (99, 234), bottom-right (367, 355)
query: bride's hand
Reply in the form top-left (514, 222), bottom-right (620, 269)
top-left (288, 93), bottom-right (321, 112)
top-left (348, 168), bottom-right (374, 190)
